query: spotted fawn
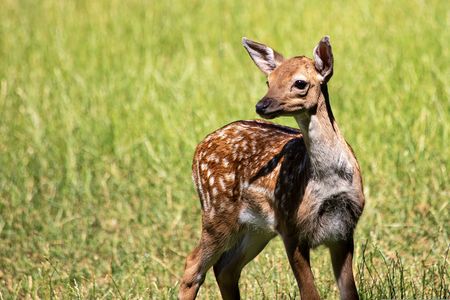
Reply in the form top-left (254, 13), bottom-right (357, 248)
top-left (179, 36), bottom-right (365, 300)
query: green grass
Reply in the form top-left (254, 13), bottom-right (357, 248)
top-left (0, 0), bottom-right (448, 298)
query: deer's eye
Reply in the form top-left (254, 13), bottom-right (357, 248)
top-left (294, 80), bottom-right (308, 90)
top-left (266, 81), bottom-right (269, 87)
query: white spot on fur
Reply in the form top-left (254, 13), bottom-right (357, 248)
top-left (225, 173), bottom-right (235, 182)
top-left (203, 189), bottom-right (211, 210)
top-left (251, 141), bottom-right (257, 153)
top-left (195, 162), bottom-right (208, 209)
top-left (222, 158), bottom-right (229, 167)
top-left (219, 177), bottom-right (226, 191)
top-left (212, 187), bottom-right (218, 197)
top-left (207, 154), bottom-right (218, 162)
top-left (209, 176), bottom-right (215, 186)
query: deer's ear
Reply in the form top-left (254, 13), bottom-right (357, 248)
top-left (313, 36), bottom-right (334, 83)
top-left (242, 37), bottom-right (284, 75)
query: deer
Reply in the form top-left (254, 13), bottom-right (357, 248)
top-left (179, 36), bottom-right (365, 300)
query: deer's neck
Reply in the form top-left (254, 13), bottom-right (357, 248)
top-left (294, 85), bottom-right (352, 179)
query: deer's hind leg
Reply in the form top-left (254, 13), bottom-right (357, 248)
top-left (179, 231), bottom-right (226, 299)
top-left (179, 213), bottom-right (240, 300)
top-left (213, 230), bottom-right (274, 300)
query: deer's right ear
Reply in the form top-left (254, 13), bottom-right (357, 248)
top-left (242, 37), bottom-right (284, 75)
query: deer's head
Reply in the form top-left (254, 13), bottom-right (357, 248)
top-left (243, 36), bottom-right (334, 119)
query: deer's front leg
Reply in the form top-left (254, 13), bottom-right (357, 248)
top-left (329, 239), bottom-right (359, 300)
top-left (283, 237), bottom-right (320, 300)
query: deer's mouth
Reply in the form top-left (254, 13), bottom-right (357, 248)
top-left (257, 109), bottom-right (283, 119)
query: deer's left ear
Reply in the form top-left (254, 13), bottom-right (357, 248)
top-left (313, 36), bottom-right (333, 83)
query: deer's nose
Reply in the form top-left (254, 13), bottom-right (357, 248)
top-left (256, 98), bottom-right (272, 114)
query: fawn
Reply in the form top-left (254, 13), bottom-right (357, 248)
top-left (179, 36), bottom-right (365, 300)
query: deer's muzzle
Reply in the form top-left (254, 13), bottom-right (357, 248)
top-left (256, 97), bottom-right (281, 119)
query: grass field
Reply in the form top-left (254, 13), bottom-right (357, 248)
top-left (0, 0), bottom-right (449, 299)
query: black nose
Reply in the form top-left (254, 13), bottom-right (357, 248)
top-left (256, 98), bottom-right (272, 114)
